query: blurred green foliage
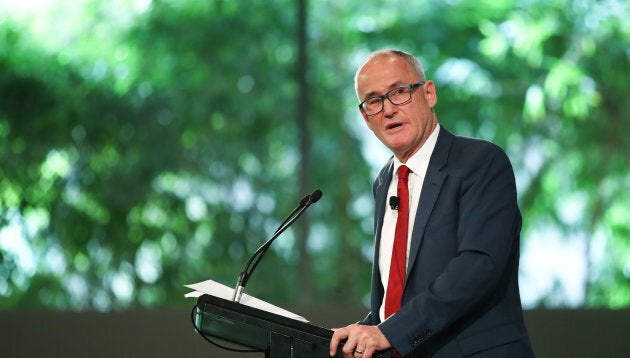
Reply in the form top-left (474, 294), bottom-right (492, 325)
top-left (1, 0), bottom-right (629, 311)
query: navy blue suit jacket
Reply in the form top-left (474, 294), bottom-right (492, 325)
top-left (362, 128), bottom-right (533, 357)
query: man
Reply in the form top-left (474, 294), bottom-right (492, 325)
top-left (329, 49), bottom-right (533, 358)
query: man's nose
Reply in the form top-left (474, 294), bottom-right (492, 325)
top-left (382, 98), bottom-right (397, 117)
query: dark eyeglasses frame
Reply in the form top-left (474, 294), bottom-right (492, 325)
top-left (358, 81), bottom-right (426, 116)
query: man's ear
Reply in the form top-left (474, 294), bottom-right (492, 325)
top-left (423, 80), bottom-right (438, 108)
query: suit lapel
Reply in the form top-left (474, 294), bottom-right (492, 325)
top-left (371, 157), bottom-right (394, 312)
top-left (405, 129), bottom-right (452, 277)
top-left (374, 158), bottom-right (394, 255)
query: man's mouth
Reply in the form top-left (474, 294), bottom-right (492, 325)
top-left (386, 122), bottom-right (403, 130)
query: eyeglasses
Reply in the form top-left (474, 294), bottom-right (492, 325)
top-left (358, 81), bottom-right (426, 116)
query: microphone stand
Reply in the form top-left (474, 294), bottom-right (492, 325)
top-left (232, 190), bottom-right (322, 302)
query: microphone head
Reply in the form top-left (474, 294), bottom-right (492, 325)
top-left (309, 189), bottom-right (323, 204)
top-left (298, 194), bottom-right (310, 207)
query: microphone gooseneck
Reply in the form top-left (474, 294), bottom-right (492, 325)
top-left (232, 189), bottom-right (323, 302)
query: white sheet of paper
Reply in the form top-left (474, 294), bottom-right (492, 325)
top-left (185, 279), bottom-right (309, 323)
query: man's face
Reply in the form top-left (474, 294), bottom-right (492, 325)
top-left (356, 55), bottom-right (438, 163)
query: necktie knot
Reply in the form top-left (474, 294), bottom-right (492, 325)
top-left (398, 165), bottom-right (410, 181)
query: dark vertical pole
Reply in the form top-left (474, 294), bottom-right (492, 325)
top-left (296, 0), bottom-right (312, 305)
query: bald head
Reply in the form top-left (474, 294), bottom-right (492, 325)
top-left (354, 49), bottom-right (426, 98)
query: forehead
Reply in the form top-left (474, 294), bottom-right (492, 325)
top-left (356, 55), bottom-right (417, 98)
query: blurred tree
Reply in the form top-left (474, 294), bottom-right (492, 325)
top-left (0, 0), bottom-right (374, 310)
top-left (0, 0), bottom-right (628, 311)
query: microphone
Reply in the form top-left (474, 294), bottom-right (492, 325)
top-left (232, 189), bottom-right (323, 302)
top-left (389, 196), bottom-right (399, 210)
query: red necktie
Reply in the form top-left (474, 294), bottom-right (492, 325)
top-left (385, 165), bottom-right (410, 319)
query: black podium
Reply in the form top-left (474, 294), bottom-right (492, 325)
top-left (193, 294), bottom-right (390, 358)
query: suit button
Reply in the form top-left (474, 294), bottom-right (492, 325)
top-left (420, 329), bottom-right (432, 340)
top-left (411, 328), bottom-right (433, 347)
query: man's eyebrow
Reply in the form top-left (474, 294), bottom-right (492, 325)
top-left (362, 81), bottom-right (408, 100)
